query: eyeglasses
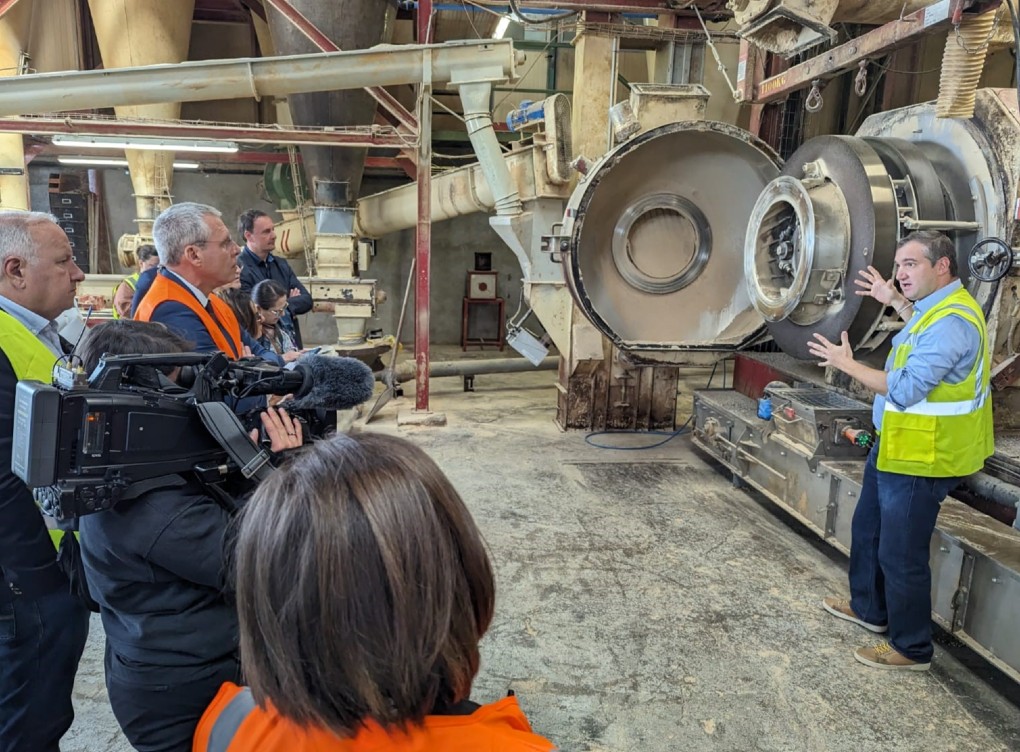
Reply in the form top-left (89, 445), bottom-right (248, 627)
top-left (268, 302), bottom-right (289, 316)
top-left (194, 237), bottom-right (239, 252)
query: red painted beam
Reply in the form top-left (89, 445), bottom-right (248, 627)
top-left (0, 0), bottom-right (25, 21)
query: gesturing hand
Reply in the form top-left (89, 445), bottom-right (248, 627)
top-left (806, 331), bottom-right (854, 370)
top-left (854, 265), bottom-right (897, 306)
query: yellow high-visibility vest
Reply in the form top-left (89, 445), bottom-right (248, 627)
top-left (878, 286), bottom-right (994, 477)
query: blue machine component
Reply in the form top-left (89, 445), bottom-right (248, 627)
top-left (506, 99), bottom-right (546, 132)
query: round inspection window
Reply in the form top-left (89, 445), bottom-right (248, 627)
top-left (611, 193), bottom-right (712, 295)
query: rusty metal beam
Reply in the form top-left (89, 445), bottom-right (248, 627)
top-left (414, 72), bottom-right (433, 412)
top-left (466, 0), bottom-right (719, 12)
top-left (0, 0), bottom-right (26, 21)
top-left (750, 0), bottom-right (977, 104)
top-left (418, 0), bottom-right (434, 44)
top-left (262, 0), bottom-right (418, 134)
top-left (0, 116), bottom-right (408, 148)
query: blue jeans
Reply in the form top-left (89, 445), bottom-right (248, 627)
top-left (0, 588), bottom-right (90, 752)
top-left (848, 442), bottom-right (958, 662)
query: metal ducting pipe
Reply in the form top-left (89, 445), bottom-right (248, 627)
top-left (0, 42), bottom-right (519, 117)
top-left (354, 147), bottom-right (540, 238)
top-left (388, 355), bottom-right (559, 384)
top-left (458, 81), bottom-right (521, 217)
top-left (86, 0), bottom-right (195, 245)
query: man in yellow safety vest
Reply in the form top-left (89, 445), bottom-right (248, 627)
top-left (0, 210), bottom-right (90, 751)
top-left (807, 230), bottom-right (993, 672)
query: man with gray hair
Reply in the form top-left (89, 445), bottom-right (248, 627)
top-left (134, 202), bottom-right (281, 366)
top-left (0, 210), bottom-right (90, 751)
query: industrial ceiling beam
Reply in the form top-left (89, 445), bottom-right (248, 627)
top-left (0, 40), bottom-right (519, 117)
top-left (747, 0), bottom-right (976, 104)
top-left (262, 0), bottom-right (419, 135)
top-left (0, 116), bottom-right (409, 148)
top-left (455, 0), bottom-right (728, 14)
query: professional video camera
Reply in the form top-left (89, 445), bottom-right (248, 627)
top-left (12, 350), bottom-right (375, 520)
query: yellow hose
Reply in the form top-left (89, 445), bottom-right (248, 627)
top-left (936, 10), bottom-right (1000, 118)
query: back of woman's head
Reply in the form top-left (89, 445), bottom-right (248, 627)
top-left (215, 287), bottom-right (257, 336)
top-left (235, 433), bottom-right (495, 736)
top-left (251, 278), bottom-right (287, 310)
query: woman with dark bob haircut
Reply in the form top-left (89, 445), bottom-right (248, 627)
top-left (193, 433), bottom-right (555, 751)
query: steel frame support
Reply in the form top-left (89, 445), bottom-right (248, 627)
top-left (418, 0), bottom-right (434, 44)
top-left (415, 58), bottom-right (433, 412)
top-left (749, 0), bottom-right (976, 105)
top-left (262, 0), bottom-right (419, 134)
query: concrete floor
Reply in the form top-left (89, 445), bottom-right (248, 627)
top-left (65, 353), bottom-right (1020, 751)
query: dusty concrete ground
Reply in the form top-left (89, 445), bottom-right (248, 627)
top-left (66, 352), bottom-right (1020, 751)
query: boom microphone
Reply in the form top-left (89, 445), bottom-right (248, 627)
top-left (286, 354), bottom-right (375, 411)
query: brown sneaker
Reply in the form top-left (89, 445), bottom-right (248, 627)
top-left (854, 642), bottom-right (930, 671)
top-left (821, 597), bottom-right (887, 633)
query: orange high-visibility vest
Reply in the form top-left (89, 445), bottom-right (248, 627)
top-left (135, 272), bottom-right (242, 359)
top-left (193, 682), bottom-right (556, 752)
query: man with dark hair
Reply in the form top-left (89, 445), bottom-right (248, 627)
top-left (237, 209), bottom-right (312, 347)
top-left (808, 230), bottom-right (993, 671)
top-left (0, 210), bottom-right (90, 752)
top-left (112, 243), bottom-right (159, 318)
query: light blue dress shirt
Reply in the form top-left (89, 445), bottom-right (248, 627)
top-left (873, 279), bottom-right (981, 431)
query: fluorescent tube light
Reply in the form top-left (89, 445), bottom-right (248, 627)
top-left (58, 156), bottom-right (200, 170)
top-left (52, 135), bottom-right (238, 153)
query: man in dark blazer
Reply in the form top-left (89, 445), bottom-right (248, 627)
top-left (237, 209), bottom-right (312, 348)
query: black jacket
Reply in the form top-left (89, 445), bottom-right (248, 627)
top-left (79, 475), bottom-right (241, 667)
top-left (238, 247), bottom-right (312, 348)
top-left (0, 345), bottom-right (68, 601)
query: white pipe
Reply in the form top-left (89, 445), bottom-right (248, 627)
top-left (0, 40), bottom-right (520, 116)
top-left (457, 81), bottom-right (522, 216)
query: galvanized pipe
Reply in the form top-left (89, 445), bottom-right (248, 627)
top-left (389, 356), bottom-right (560, 384)
top-left (0, 40), bottom-right (519, 117)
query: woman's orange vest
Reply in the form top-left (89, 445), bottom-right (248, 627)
top-left (193, 682), bottom-right (556, 752)
top-left (134, 273), bottom-right (243, 359)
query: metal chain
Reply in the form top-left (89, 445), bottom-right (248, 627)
top-left (954, 6), bottom-right (1004, 54)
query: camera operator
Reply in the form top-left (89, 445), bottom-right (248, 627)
top-left (134, 202), bottom-right (283, 368)
top-left (0, 210), bottom-right (90, 752)
top-left (75, 319), bottom-right (302, 752)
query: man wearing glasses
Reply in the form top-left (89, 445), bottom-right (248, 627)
top-left (134, 203), bottom-right (282, 367)
top-left (237, 209), bottom-right (312, 348)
